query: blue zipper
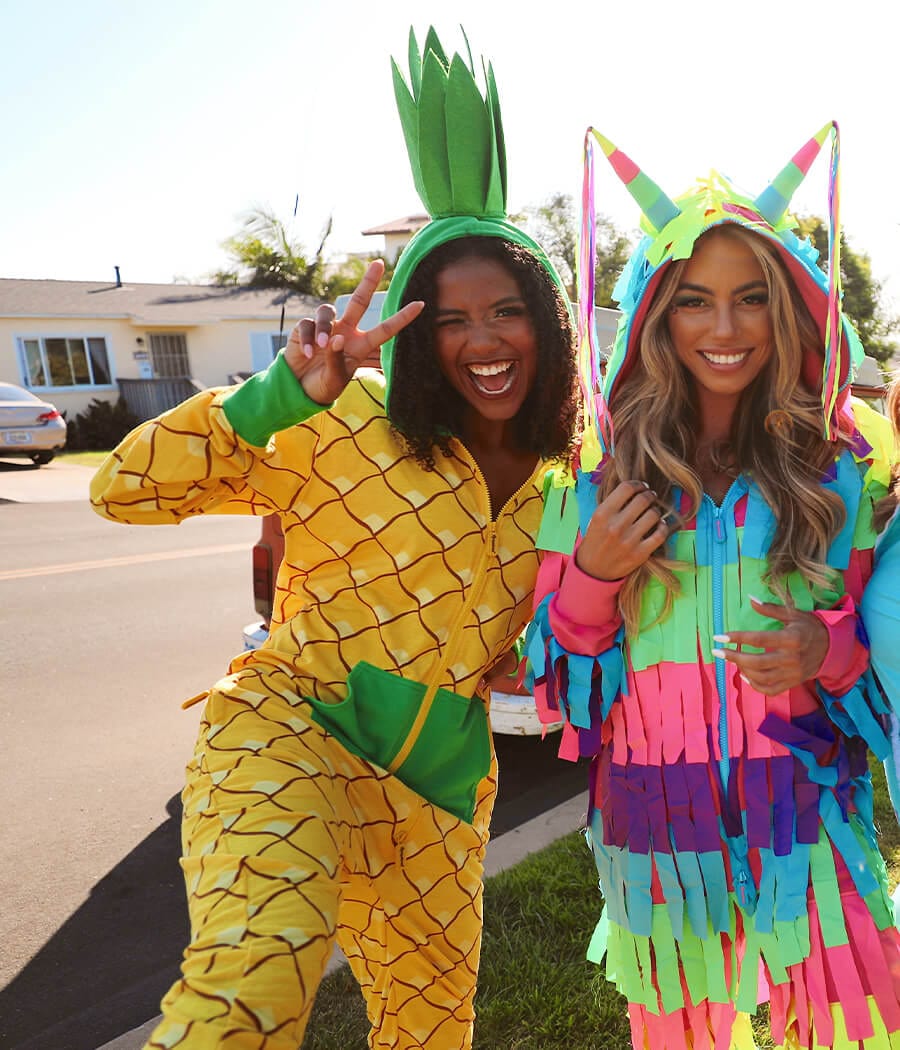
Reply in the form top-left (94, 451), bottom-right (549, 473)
top-left (704, 481), bottom-right (758, 912)
top-left (704, 484), bottom-right (742, 787)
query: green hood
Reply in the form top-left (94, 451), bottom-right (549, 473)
top-left (379, 215), bottom-right (567, 405)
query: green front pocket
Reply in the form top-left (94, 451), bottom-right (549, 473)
top-left (306, 662), bottom-right (490, 824)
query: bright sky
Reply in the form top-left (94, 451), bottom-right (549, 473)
top-left (3, 0), bottom-right (898, 306)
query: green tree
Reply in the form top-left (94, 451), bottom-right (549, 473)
top-left (322, 252), bottom-right (397, 302)
top-left (213, 206), bottom-right (332, 297)
top-left (520, 192), bottom-right (633, 306)
top-left (797, 216), bottom-right (898, 367)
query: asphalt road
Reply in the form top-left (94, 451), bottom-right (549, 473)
top-left (0, 456), bottom-right (586, 1050)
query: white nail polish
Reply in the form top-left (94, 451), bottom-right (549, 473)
top-left (317, 332), bottom-right (329, 348)
top-left (303, 344), bottom-right (314, 359)
top-left (711, 649), bottom-right (726, 659)
top-left (713, 634), bottom-right (730, 643)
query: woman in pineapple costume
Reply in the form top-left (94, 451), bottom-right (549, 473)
top-left (90, 29), bottom-right (578, 1050)
top-left (526, 124), bottom-right (900, 1049)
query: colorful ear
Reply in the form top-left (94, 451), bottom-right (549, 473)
top-left (754, 122), bottom-right (835, 226)
top-left (756, 122), bottom-right (844, 438)
top-left (577, 129), bottom-right (680, 455)
top-left (590, 130), bottom-right (681, 235)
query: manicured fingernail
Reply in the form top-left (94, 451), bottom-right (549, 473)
top-left (303, 344), bottom-right (314, 359)
top-left (316, 332), bottom-right (329, 348)
top-left (749, 595), bottom-right (763, 604)
top-left (713, 634), bottom-right (730, 644)
top-left (740, 674), bottom-right (751, 686)
top-left (711, 648), bottom-right (727, 659)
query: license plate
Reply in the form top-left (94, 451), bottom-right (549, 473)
top-left (2, 431), bottom-right (32, 445)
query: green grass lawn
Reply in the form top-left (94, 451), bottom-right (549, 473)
top-left (300, 758), bottom-right (900, 1050)
top-left (56, 450), bottom-right (110, 466)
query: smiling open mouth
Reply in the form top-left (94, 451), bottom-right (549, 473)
top-left (467, 360), bottom-right (517, 396)
top-left (701, 351), bottom-right (751, 366)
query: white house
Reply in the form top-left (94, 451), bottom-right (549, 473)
top-left (360, 214), bottom-right (430, 262)
top-left (0, 276), bottom-right (318, 421)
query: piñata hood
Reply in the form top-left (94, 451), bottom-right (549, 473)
top-left (579, 123), bottom-right (863, 448)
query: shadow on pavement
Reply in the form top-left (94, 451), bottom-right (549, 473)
top-left (1, 794), bottom-right (187, 1050)
top-left (1, 734), bottom-right (584, 1049)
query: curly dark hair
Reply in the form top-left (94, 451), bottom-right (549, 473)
top-left (387, 236), bottom-right (579, 469)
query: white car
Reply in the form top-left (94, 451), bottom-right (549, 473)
top-left (0, 383), bottom-right (67, 465)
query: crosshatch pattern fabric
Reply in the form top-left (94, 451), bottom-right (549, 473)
top-left (92, 368), bottom-right (547, 705)
top-left (526, 406), bottom-right (900, 1050)
top-left (90, 365), bottom-right (557, 1049)
top-left (152, 683), bottom-right (498, 1049)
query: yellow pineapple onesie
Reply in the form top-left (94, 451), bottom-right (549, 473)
top-left (90, 351), bottom-right (556, 1049)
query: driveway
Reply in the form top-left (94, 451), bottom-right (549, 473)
top-left (0, 456), bottom-right (98, 504)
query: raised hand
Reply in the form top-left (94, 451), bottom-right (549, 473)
top-left (711, 596), bottom-right (830, 694)
top-left (575, 479), bottom-right (672, 581)
top-left (284, 259), bottom-right (424, 405)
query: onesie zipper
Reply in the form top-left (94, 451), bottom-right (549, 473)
top-left (388, 449), bottom-right (531, 772)
top-left (705, 479), bottom-right (758, 912)
top-left (704, 483), bottom-right (743, 788)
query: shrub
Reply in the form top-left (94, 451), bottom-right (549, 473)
top-left (66, 397), bottom-right (139, 451)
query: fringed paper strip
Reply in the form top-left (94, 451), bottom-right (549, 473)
top-left (576, 129), bottom-right (611, 456)
top-left (822, 121), bottom-right (844, 441)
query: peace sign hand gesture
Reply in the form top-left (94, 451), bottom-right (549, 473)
top-left (284, 259), bottom-right (424, 406)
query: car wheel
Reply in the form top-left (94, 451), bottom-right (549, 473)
top-left (31, 451), bottom-right (54, 465)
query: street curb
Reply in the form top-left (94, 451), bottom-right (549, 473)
top-left (96, 791), bottom-right (588, 1050)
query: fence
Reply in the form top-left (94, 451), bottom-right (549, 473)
top-left (117, 378), bottom-right (204, 422)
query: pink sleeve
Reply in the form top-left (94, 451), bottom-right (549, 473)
top-left (813, 594), bottom-right (869, 695)
top-left (547, 545), bottom-right (625, 655)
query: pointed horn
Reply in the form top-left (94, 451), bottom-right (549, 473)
top-left (754, 122), bottom-right (834, 225)
top-left (590, 129), bottom-right (680, 234)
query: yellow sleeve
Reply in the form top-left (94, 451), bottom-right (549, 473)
top-left (89, 384), bottom-right (323, 525)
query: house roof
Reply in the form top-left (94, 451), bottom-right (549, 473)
top-left (361, 214), bottom-right (430, 236)
top-left (0, 278), bottom-right (320, 326)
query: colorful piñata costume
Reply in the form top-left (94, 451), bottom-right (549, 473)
top-left (90, 29), bottom-right (570, 1050)
top-left (525, 125), bottom-right (900, 1048)
top-left (863, 498), bottom-right (900, 816)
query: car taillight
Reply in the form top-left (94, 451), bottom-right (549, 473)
top-left (37, 410), bottom-right (61, 422)
top-left (251, 543), bottom-right (274, 624)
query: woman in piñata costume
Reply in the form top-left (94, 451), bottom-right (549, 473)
top-left (90, 28), bottom-right (578, 1050)
top-left (525, 123), bottom-right (900, 1048)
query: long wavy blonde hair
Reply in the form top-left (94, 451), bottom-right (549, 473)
top-left (599, 224), bottom-right (848, 633)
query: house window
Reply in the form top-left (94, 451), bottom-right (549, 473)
top-left (249, 332), bottom-right (288, 373)
top-left (20, 336), bottom-right (112, 389)
top-left (149, 333), bottom-right (190, 378)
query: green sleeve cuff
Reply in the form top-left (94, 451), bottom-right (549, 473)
top-left (221, 350), bottom-right (333, 447)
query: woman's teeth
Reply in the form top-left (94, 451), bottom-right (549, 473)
top-left (469, 361), bottom-right (513, 376)
top-left (701, 351), bottom-right (749, 365)
top-left (468, 361), bottom-right (515, 395)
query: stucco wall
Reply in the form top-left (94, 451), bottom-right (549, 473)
top-left (0, 316), bottom-right (289, 417)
